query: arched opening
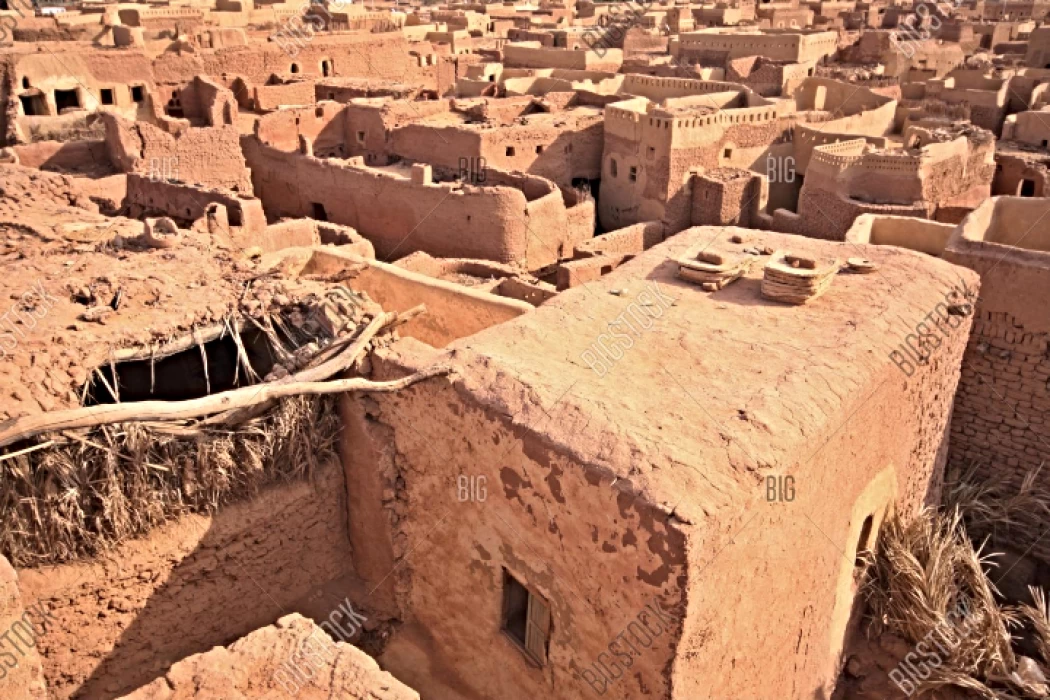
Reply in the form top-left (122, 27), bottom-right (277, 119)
top-left (21, 76), bottom-right (29, 89)
top-left (321, 59), bottom-right (331, 77)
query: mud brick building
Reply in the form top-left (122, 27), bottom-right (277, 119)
top-left (337, 226), bottom-right (975, 699)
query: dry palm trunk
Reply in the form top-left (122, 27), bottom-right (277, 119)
top-left (0, 304), bottom-right (437, 450)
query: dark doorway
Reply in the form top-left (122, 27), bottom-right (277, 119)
top-left (311, 202), bottom-right (328, 221)
top-left (100, 88), bottom-right (115, 106)
top-left (54, 89), bottom-right (81, 112)
top-left (1020, 179), bottom-right (1038, 197)
top-left (131, 85), bottom-right (145, 103)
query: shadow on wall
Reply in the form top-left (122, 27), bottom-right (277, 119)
top-left (27, 459), bottom-right (367, 699)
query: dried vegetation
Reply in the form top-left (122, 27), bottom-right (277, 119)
top-left (860, 468), bottom-right (1050, 699)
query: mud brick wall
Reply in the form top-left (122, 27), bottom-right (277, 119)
top-left (575, 220), bottom-right (664, 256)
top-left (691, 170), bottom-right (763, 227)
top-left (103, 115), bottom-right (253, 192)
top-left (198, 35), bottom-right (441, 89)
top-left (18, 459), bottom-right (356, 700)
top-left (252, 81), bottom-right (316, 111)
top-left (950, 308), bottom-right (1050, 539)
top-left (125, 173), bottom-right (267, 234)
top-left (192, 76), bottom-right (237, 127)
top-left (244, 140), bottom-right (584, 267)
top-left (790, 187), bottom-right (928, 240)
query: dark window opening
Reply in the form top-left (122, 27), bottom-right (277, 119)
top-left (131, 86), bottom-right (145, 103)
top-left (19, 94), bottom-right (46, 116)
top-left (83, 329), bottom-right (276, 406)
top-left (506, 146), bottom-right (516, 156)
top-left (54, 89), bottom-right (81, 112)
top-left (357, 131), bottom-right (366, 143)
top-left (100, 88), bottom-right (115, 106)
top-left (503, 571), bottom-right (529, 646)
top-left (855, 515), bottom-right (874, 567)
top-left (535, 145), bottom-right (543, 154)
top-left (21, 76), bottom-right (29, 89)
top-left (1020, 179), bottom-right (1037, 197)
top-left (312, 202), bottom-right (328, 221)
top-left (291, 63), bottom-right (300, 74)
top-left (489, 74), bottom-right (496, 82)
top-left (1042, 140), bottom-right (1049, 149)
top-left (501, 569), bottom-right (551, 666)
top-left (723, 147), bottom-right (733, 159)
top-left (321, 60), bottom-right (331, 77)
top-left (629, 166), bottom-right (638, 182)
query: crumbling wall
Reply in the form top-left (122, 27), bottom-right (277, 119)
top-left (102, 114), bottom-right (252, 192)
top-left (19, 458), bottom-right (357, 699)
top-left (690, 168), bottom-right (765, 226)
top-left (121, 614), bottom-right (419, 699)
top-left (199, 35), bottom-right (441, 89)
top-left (124, 173), bottom-right (267, 241)
top-left (244, 140), bottom-right (579, 267)
top-left (192, 75), bottom-right (238, 127)
top-left (254, 102), bottom-right (346, 156)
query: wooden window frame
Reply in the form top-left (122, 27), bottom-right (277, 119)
top-left (500, 569), bottom-right (551, 667)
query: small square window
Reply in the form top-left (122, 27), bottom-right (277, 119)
top-left (501, 570), bottom-right (551, 666)
top-left (535, 145), bottom-right (543, 154)
top-left (723, 147), bottom-right (733, 159)
top-left (131, 86), bottom-right (144, 103)
top-left (100, 88), bottom-right (114, 106)
top-left (506, 146), bottom-right (516, 156)
top-left (629, 166), bottom-right (638, 182)
top-left (357, 131), bottom-right (366, 143)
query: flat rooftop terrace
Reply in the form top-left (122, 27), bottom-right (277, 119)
top-left (428, 226), bottom-right (979, 522)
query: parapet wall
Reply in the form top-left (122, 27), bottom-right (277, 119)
top-left (844, 213), bottom-right (956, 256)
top-left (620, 74), bottom-right (747, 101)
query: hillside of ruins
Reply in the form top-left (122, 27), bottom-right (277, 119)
top-left (3, 0), bottom-right (1050, 696)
